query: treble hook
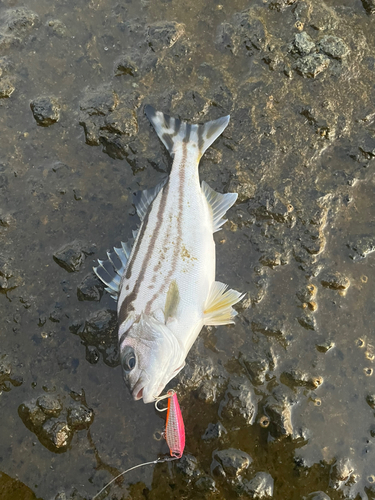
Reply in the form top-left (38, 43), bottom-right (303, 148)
top-left (154, 389), bottom-right (176, 412)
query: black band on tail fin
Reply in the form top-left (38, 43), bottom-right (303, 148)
top-left (145, 105), bottom-right (230, 158)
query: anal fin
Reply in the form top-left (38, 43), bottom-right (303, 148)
top-left (203, 281), bottom-right (245, 326)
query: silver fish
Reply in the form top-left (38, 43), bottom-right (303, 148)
top-left (94, 106), bottom-right (244, 403)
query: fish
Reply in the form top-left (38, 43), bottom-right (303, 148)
top-left (94, 105), bottom-right (244, 404)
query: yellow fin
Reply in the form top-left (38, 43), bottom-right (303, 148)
top-left (203, 281), bottom-right (245, 326)
top-left (164, 280), bottom-right (180, 320)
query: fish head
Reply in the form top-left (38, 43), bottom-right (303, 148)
top-left (120, 313), bottom-right (185, 404)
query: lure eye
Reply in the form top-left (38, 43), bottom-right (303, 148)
top-left (122, 346), bottom-right (136, 372)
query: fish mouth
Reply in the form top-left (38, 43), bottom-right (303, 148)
top-left (134, 388), bottom-right (143, 400)
top-left (131, 373), bottom-right (168, 403)
top-left (132, 382), bottom-right (144, 401)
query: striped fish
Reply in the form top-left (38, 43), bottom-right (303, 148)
top-left (94, 105), bottom-right (244, 404)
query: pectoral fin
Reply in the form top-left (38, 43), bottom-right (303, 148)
top-left (203, 281), bottom-right (245, 326)
top-left (164, 280), bottom-right (180, 321)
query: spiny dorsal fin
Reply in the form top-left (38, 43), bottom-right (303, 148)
top-left (93, 240), bottom-right (131, 300)
top-left (134, 177), bottom-right (167, 221)
top-left (202, 181), bottom-right (238, 232)
top-left (164, 280), bottom-right (180, 321)
top-left (203, 281), bottom-right (245, 326)
top-left (145, 105), bottom-right (230, 158)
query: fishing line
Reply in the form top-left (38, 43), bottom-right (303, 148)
top-left (92, 390), bottom-right (184, 499)
top-left (92, 456), bottom-right (178, 500)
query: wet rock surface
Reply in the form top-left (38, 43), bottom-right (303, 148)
top-left (241, 472), bottom-right (274, 498)
top-left (53, 240), bottom-right (95, 273)
top-left (290, 32), bottom-right (315, 57)
top-left (1, 0), bottom-right (375, 499)
top-left (0, 76), bottom-right (14, 98)
top-left (202, 421), bottom-right (227, 441)
top-left (304, 493), bottom-right (331, 500)
top-left (18, 391), bottom-right (93, 453)
top-left (212, 448), bottom-right (252, 478)
top-left (218, 376), bottom-right (258, 426)
top-left (79, 85), bottom-right (140, 161)
top-left (294, 53), bottom-right (330, 78)
top-left (317, 36), bottom-right (349, 60)
top-left (0, 7), bottom-right (39, 50)
top-left (329, 457), bottom-right (355, 492)
top-left (0, 254), bottom-right (17, 290)
top-left (264, 391), bottom-right (295, 439)
top-left (77, 272), bottom-right (104, 302)
top-left (361, 0), bottom-right (375, 15)
top-left (320, 271), bottom-right (350, 291)
top-left (30, 96), bottom-right (60, 126)
top-left (70, 308), bottom-right (119, 367)
top-left (113, 55), bottom-right (138, 77)
top-left (176, 454), bottom-right (201, 482)
top-left (0, 354), bottom-right (23, 393)
top-left (147, 21), bottom-right (185, 51)
top-left (347, 235), bottom-right (375, 261)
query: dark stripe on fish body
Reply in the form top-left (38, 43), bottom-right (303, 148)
top-left (118, 303), bottom-right (138, 345)
top-left (119, 197), bottom-right (158, 322)
top-left (154, 148), bottom-right (186, 291)
top-left (151, 222), bottom-right (172, 275)
top-left (161, 143), bottom-right (186, 288)
top-left (119, 182), bottom-right (171, 325)
top-left (145, 222), bottom-right (173, 313)
top-left (144, 142), bottom-right (187, 314)
top-left (118, 291), bottom-right (136, 325)
top-left (119, 331), bottom-right (127, 346)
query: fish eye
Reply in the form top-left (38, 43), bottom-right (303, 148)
top-left (122, 346), bottom-right (136, 372)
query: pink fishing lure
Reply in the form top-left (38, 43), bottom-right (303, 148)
top-left (164, 390), bottom-right (185, 459)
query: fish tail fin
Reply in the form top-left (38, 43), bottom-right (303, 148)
top-left (145, 105), bottom-right (230, 158)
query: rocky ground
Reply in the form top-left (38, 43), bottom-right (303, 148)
top-left (0, 0), bottom-right (375, 499)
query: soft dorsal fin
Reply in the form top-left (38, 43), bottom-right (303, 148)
top-left (94, 241), bottom-right (132, 300)
top-left (203, 281), bottom-right (245, 326)
top-left (145, 105), bottom-right (230, 158)
top-left (202, 181), bottom-right (238, 232)
top-left (134, 177), bottom-right (167, 221)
